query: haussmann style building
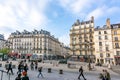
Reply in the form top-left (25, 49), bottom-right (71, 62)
top-left (94, 18), bottom-right (120, 65)
top-left (70, 17), bottom-right (95, 62)
top-left (8, 29), bottom-right (70, 59)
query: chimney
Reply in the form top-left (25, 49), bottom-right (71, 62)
top-left (91, 16), bottom-right (94, 22)
top-left (106, 18), bottom-right (110, 28)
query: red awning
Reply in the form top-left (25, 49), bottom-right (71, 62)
top-left (114, 56), bottom-right (120, 58)
top-left (8, 52), bottom-right (18, 56)
top-left (26, 53), bottom-right (32, 56)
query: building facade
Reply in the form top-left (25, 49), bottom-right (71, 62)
top-left (111, 24), bottom-right (120, 65)
top-left (94, 19), bottom-right (114, 65)
top-left (8, 29), bottom-right (69, 57)
top-left (0, 34), bottom-right (5, 49)
top-left (70, 17), bottom-right (95, 62)
top-left (94, 18), bottom-right (120, 65)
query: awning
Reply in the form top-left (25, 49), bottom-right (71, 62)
top-left (114, 56), bottom-right (120, 58)
top-left (8, 52), bottom-right (18, 56)
top-left (26, 53), bottom-right (32, 56)
top-left (0, 53), bottom-right (3, 55)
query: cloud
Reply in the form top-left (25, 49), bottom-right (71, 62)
top-left (58, 0), bottom-right (96, 16)
top-left (86, 6), bottom-right (120, 20)
top-left (86, 6), bottom-right (107, 20)
top-left (59, 33), bottom-right (70, 46)
top-left (0, 0), bottom-right (51, 39)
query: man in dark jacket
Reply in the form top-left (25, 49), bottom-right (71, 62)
top-left (37, 67), bottom-right (44, 78)
top-left (7, 62), bottom-right (14, 75)
top-left (78, 66), bottom-right (86, 80)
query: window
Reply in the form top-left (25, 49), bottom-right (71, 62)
top-left (99, 36), bottom-right (102, 40)
top-left (79, 36), bottom-right (82, 39)
top-left (114, 31), bottom-right (117, 35)
top-left (99, 42), bottom-right (102, 46)
top-left (116, 51), bottom-right (120, 55)
top-left (106, 53), bottom-right (110, 57)
top-left (104, 31), bottom-right (107, 34)
top-left (99, 47), bottom-right (102, 51)
top-left (106, 46), bottom-right (109, 51)
top-left (80, 51), bottom-right (82, 55)
top-left (115, 43), bottom-right (119, 48)
top-left (90, 39), bottom-right (92, 42)
top-left (105, 35), bottom-right (108, 40)
top-left (100, 53), bottom-right (103, 57)
top-left (114, 37), bottom-right (118, 41)
top-left (89, 29), bottom-right (92, 32)
top-left (99, 31), bottom-right (101, 34)
top-left (79, 45), bottom-right (82, 48)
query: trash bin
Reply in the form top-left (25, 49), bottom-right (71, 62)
top-left (12, 65), bottom-right (16, 69)
top-left (59, 69), bottom-right (63, 74)
top-left (0, 63), bottom-right (2, 67)
top-left (5, 64), bottom-right (9, 70)
top-left (48, 68), bottom-right (51, 73)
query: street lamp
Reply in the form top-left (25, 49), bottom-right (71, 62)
top-left (85, 40), bottom-right (91, 70)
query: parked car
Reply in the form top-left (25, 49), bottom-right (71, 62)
top-left (59, 59), bottom-right (67, 64)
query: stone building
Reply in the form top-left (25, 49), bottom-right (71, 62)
top-left (94, 19), bottom-right (114, 64)
top-left (0, 34), bottom-right (5, 49)
top-left (111, 23), bottom-right (120, 65)
top-left (70, 17), bottom-right (95, 62)
top-left (94, 18), bottom-right (120, 65)
top-left (8, 29), bottom-right (69, 58)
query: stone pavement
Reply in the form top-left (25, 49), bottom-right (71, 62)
top-left (0, 61), bottom-right (120, 80)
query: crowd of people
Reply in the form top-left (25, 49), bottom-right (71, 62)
top-left (5, 60), bottom-right (111, 80)
top-left (6, 60), bottom-right (42, 80)
top-left (99, 69), bottom-right (111, 80)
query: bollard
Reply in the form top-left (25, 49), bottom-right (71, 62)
top-left (12, 65), bottom-right (16, 69)
top-left (0, 64), bottom-right (2, 67)
top-left (59, 69), bottom-right (63, 74)
top-left (5, 64), bottom-right (9, 70)
top-left (48, 68), bottom-right (51, 73)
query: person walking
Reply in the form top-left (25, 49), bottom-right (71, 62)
top-left (30, 62), bottom-right (34, 70)
top-left (17, 62), bottom-right (22, 74)
top-left (7, 62), bottom-right (14, 75)
top-left (99, 69), bottom-right (105, 80)
top-left (78, 66), bottom-right (86, 80)
top-left (35, 61), bottom-right (38, 70)
top-left (105, 70), bottom-right (111, 80)
top-left (24, 63), bottom-right (28, 72)
top-left (15, 74), bottom-right (22, 80)
top-left (37, 67), bottom-right (44, 78)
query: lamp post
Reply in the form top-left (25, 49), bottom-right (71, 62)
top-left (86, 41), bottom-right (91, 70)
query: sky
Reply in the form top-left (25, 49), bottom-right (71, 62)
top-left (0, 0), bottom-right (120, 46)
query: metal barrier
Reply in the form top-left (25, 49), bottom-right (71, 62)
top-left (0, 70), bottom-right (11, 80)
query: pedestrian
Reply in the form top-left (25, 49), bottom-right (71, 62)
top-left (35, 61), bottom-right (38, 70)
top-left (17, 62), bottom-right (22, 74)
top-left (30, 61), bottom-right (34, 70)
top-left (24, 63), bottom-right (28, 72)
top-left (37, 67), bottom-right (44, 78)
top-left (15, 74), bottom-right (21, 80)
top-left (7, 62), bottom-right (14, 75)
top-left (105, 70), bottom-right (111, 80)
top-left (22, 71), bottom-right (29, 80)
top-left (20, 61), bottom-right (24, 72)
top-left (78, 66), bottom-right (86, 80)
top-left (99, 69), bottom-right (105, 80)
